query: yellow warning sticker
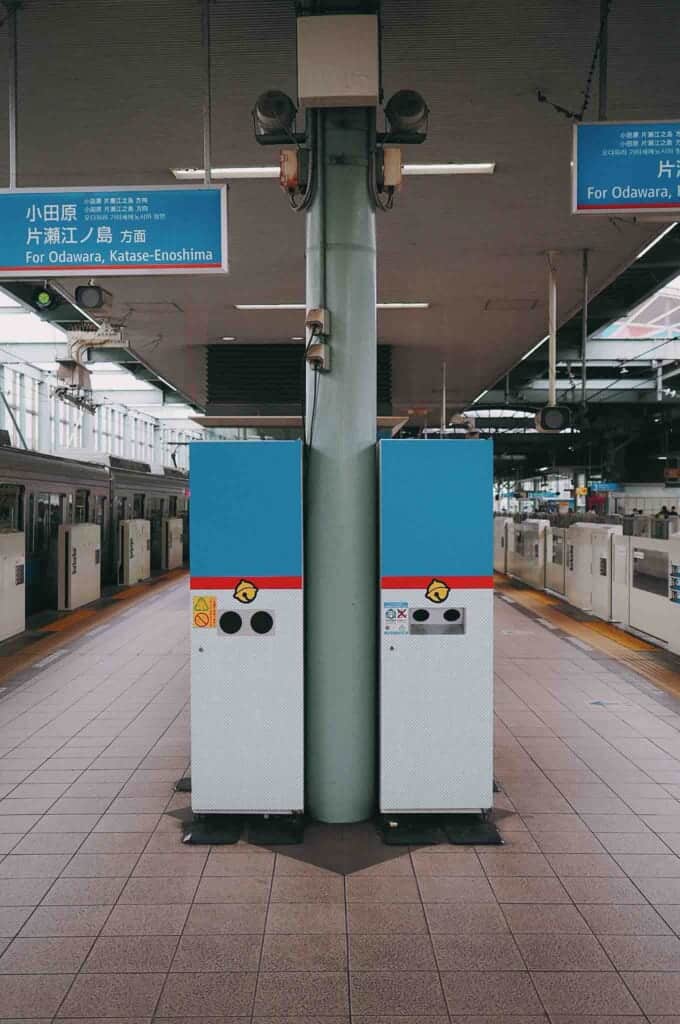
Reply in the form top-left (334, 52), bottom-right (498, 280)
top-left (425, 578), bottom-right (450, 604)
top-left (234, 579), bottom-right (258, 604)
top-left (192, 595), bottom-right (217, 628)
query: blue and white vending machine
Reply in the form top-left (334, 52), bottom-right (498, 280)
top-left (189, 441), bottom-right (304, 815)
top-left (379, 439), bottom-right (494, 814)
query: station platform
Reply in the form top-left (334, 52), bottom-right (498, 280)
top-left (1, 580), bottom-right (680, 1020)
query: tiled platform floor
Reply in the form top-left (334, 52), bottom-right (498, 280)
top-left (1, 582), bottom-right (680, 1020)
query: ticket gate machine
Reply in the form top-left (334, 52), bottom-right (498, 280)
top-left (189, 441), bottom-right (304, 815)
top-left (379, 440), bottom-right (494, 814)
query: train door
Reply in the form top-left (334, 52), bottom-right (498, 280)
top-left (149, 497), bottom-right (164, 571)
top-left (114, 495), bottom-right (128, 584)
top-left (93, 494), bottom-right (107, 587)
top-left (27, 491), bottom-right (65, 614)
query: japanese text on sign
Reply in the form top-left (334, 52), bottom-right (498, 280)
top-left (0, 186), bottom-right (228, 276)
top-left (573, 121), bottom-right (680, 214)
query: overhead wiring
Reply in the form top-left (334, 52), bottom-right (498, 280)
top-left (536, 0), bottom-right (614, 121)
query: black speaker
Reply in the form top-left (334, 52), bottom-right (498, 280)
top-left (535, 406), bottom-right (571, 432)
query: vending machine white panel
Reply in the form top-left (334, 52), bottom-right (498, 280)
top-left (0, 531), bottom-right (25, 642)
top-left (493, 517), bottom-right (512, 574)
top-left (612, 534), bottom-right (630, 625)
top-left (120, 519), bottom-right (151, 584)
top-left (190, 441), bottom-right (304, 815)
top-left (545, 526), bottom-right (566, 595)
top-left (519, 520), bottom-right (547, 589)
top-left (629, 537), bottom-right (673, 643)
top-left (162, 517), bottom-right (184, 571)
top-left (565, 523), bottom-right (596, 611)
top-left (591, 524), bottom-right (622, 621)
top-left (58, 523), bottom-right (101, 610)
top-left (379, 440), bottom-right (493, 815)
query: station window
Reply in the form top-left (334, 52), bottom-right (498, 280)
top-left (0, 484), bottom-right (24, 530)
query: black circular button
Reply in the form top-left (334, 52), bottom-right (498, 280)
top-left (443, 608), bottom-right (461, 623)
top-left (412, 608), bottom-right (429, 622)
top-left (219, 611), bottom-right (242, 634)
top-left (251, 611), bottom-right (274, 635)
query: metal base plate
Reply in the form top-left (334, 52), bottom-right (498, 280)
top-left (182, 815), bottom-right (245, 845)
top-left (378, 813), bottom-right (502, 846)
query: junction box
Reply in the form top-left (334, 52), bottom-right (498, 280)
top-left (378, 439), bottom-right (494, 814)
top-left (189, 440), bottom-right (304, 815)
top-left (297, 14), bottom-right (379, 108)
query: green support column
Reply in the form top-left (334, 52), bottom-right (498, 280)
top-left (304, 106), bottom-right (377, 823)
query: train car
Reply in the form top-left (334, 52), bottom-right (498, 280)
top-left (0, 443), bottom-right (188, 623)
top-left (106, 459), bottom-right (188, 585)
top-left (0, 445), bottom-right (109, 615)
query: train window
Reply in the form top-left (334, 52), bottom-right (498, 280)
top-left (116, 496), bottom-right (127, 522)
top-left (75, 489), bottom-right (89, 524)
top-left (133, 493), bottom-right (145, 518)
top-left (0, 484), bottom-right (24, 530)
top-left (168, 496), bottom-right (177, 516)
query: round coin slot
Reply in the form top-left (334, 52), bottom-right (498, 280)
top-left (443, 608), bottom-right (461, 623)
top-left (251, 611), bottom-right (274, 635)
top-left (219, 611), bottom-right (243, 634)
top-left (412, 608), bottom-right (430, 622)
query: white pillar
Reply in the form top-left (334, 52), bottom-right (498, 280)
top-left (38, 378), bottom-right (50, 452)
top-left (82, 408), bottom-right (94, 448)
top-left (18, 373), bottom-right (26, 446)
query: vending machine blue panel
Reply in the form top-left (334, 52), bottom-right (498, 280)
top-left (379, 439), bottom-right (494, 813)
top-left (189, 441), bottom-right (303, 814)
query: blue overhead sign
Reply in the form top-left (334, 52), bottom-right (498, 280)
top-left (573, 121), bottom-right (680, 215)
top-left (0, 185), bottom-right (228, 276)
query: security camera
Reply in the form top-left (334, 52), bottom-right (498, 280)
top-left (384, 90), bottom-right (429, 143)
top-left (253, 90), bottom-right (298, 145)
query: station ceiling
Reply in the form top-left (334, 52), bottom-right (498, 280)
top-left (0, 0), bottom-right (679, 416)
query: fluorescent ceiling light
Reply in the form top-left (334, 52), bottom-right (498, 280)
top-left (154, 374), bottom-right (177, 391)
top-left (637, 222), bottom-right (677, 260)
top-left (220, 336), bottom-right (235, 341)
top-left (471, 388), bottom-right (489, 404)
top-left (520, 335), bottom-right (549, 362)
top-left (378, 301), bottom-right (429, 309)
top-left (403, 162), bottom-right (495, 175)
top-left (235, 302), bottom-right (429, 311)
top-left (235, 303), bottom-right (306, 311)
top-left (172, 166), bottom-right (279, 180)
top-left (171, 163), bottom-right (495, 181)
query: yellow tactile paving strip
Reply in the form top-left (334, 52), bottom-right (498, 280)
top-left (0, 568), bottom-right (188, 683)
top-left (495, 572), bottom-right (680, 699)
